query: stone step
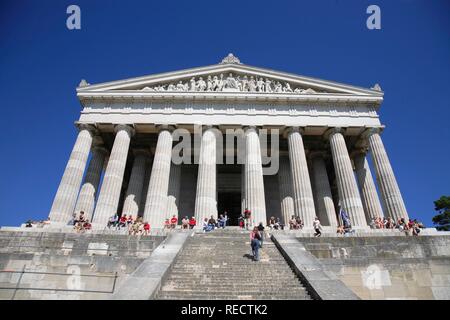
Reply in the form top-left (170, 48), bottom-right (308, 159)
top-left (161, 284), bottom-right (306, 290)
top-left (157, 293), bottom-right (310, 300)
top-left (165, 278), bottom-right (298, 283)
top-left (166, 272), bottom-right (297, 277)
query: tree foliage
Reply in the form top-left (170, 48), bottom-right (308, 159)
top-left (432, 196), bottom-right (450, 231)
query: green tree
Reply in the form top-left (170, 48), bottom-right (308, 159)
top-left (432, 196), bottom-right (450, 231)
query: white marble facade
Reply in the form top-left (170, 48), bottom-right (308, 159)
top-left (48, 54), bottom-right (409, 229)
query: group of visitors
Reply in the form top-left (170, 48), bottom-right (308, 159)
top-left (238, 208), bottom-right (252, 229)
top-left (69, 211), bottom-right (92, 233)
top-left (289, 215), bottom-right (304, 230)
top-left (180, 216), bottom-right (197, 229)
top-left (166, 215), bottom-right (197, 230)
top-left (267, 216), bottom-right (285, 230)
top-left (106, 214), bottom-right (150, 235)
top-left (202, 213), bottom-right (228, 232)
top-left (368, 216), bottom-right (424, 235)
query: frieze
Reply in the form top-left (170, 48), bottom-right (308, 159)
top-left (140, 72), bottom-right (319, 95)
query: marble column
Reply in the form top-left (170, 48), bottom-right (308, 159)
top-left (143, 128), bottom-right (173, 227)
top-left (49, 124), bottom-right (95, 224)
top-left (310, 152), bottom-right (338, 227)
top-left (167, 163), bottom-right (182, 218)
top-left (194, 127), bottom-right (217, 222)
top-left (92, 125), bottom-right (134, 226)
top-left (74, 144), bottom-right (108, 220)
top-left (353, 150), bottom-right (384, 222)
top-left (278, 155), bottom-right (295, 225)
top-left (327, 128), bottom-right (367, 227)
top-left (121, 149), bottom-right (150, 219)
top-left (287, 127), bottom-right (316, 228)
top-left (366, 129), bottom-right (409, 221)
top-left (244, 127), bottom-right (267, 226)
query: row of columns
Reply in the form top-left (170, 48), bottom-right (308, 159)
top-left (49, 124), bottom-right (409, 229)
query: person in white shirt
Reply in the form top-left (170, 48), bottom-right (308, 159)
top-left (313, 217), bottom-right (322, 237)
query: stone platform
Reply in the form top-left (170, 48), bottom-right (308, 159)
top-left (0, 229), bottom-right (165, 299)
top-left (0, 226), bottom-right (449, 300)
top-left (290, 233), bottom-right (450, 299)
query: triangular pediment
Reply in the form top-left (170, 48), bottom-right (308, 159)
top-left (77, 54), bottom-right (383, 99)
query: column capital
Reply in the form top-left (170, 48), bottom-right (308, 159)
top-left (283, 126), bottom-right (305, 138)
top-left (323, 127), bottom-right (344, 140)
top-left (201, 125), bottom-right (221, 132)
top-left (114, 124), bottom-right (135, 137)
top-left (156, 124), bottom-right (176, 133)
top-left (243, 125), bottom-right (258, 132)
top-left (361, 127), bottom-right (383, 139)
top-left (75, 123), bottom-right (97, 135)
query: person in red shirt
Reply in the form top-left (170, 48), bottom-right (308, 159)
top-left (119, 215), bottom-right (127, 229)
top-left (143, 222), bottom-right (150, 235)
top-left (189, 217), bottom-right (196, 229)
top-left (83, 219), bottom-right (92, 231)
top-left (170, 215), bottom-right (178, 229)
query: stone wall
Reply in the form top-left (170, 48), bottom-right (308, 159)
top-left (297, 235), bottom-right (450, 300)
top-left (0, 230), bottom-right (165, 299)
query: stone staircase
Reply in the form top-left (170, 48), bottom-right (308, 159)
top-left (156, 229), bottom-right (312, 300)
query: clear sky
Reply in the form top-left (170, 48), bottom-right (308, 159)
top-left (0, 0), bottom-right (448, 227)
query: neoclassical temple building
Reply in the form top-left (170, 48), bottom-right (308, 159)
top-left (48, 54), bottom-right (408, 229)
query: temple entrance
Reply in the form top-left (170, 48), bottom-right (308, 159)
top-left (217, 192), bottom-right (241, 226)
top-left (217, 164), bottom-right (242, 226)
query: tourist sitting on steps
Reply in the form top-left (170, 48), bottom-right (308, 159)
top-left (170, 215), bottom-right (178, 229)
top-left (107, 214), bottom-right (118, 229)
top-left (289, 215), bottom-right (297, 230)
top-left (118, 215), bottom-right (127, 229)
top-left (189, 216), bottom-right (196, 229)
top-left (143, 221), bottom-right (150, 235)
top-left (68, 213), bottom-right (77, 226)
top-left (208, 215), bottom-right (217, 230)
top-left (268, 216), bottom-right (276, 230)
top-left (250, 226), bottom-right (262, 261)
top-left (218, 214), bottom-right (226, 229)
top-left (295, 217), bottom-right (304, 229)
top-left (181, 216), bottom-right (189, 229)
top-left (83, 219), bottom-right (92, 231)
top-left (203, 218), bottom-right (212, 232)
top-left (164, 218), bottom-right (171, 230)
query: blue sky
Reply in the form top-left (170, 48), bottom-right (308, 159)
top-left (0, 0), bottom-right (448, 227)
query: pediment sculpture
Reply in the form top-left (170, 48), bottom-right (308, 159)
top-left (141, 73), bottom-right (317, 94)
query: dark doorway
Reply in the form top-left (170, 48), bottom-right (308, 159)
top-left (218, 192), bottom-right (241, 226)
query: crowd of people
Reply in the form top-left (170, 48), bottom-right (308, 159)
top-left (202, 213), bottom-right (228, 232)
top-left (24, 207), bottom-right (425, 241)
top-left (288, 215), bottom-right (305, 230)
top-left (369, 216), bottom-right (424, 236)
top-left (106, 214), bottom-right (151, 235)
